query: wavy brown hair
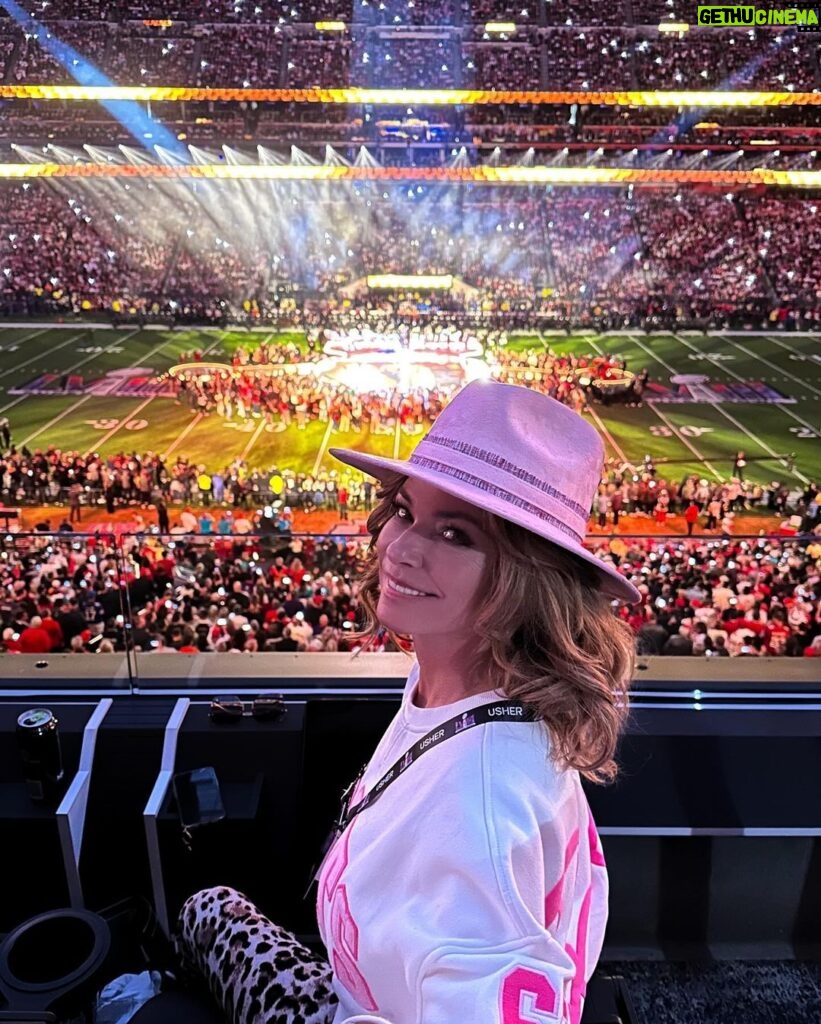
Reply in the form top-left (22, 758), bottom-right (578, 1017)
top-left (352, 475), bottom-right (636, 783)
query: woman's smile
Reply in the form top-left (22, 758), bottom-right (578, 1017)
top-left (382, 574), bottom-right (437, 599)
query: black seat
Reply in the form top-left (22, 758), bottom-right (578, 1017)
top-left (581, 971), bottom-right (639, 1024)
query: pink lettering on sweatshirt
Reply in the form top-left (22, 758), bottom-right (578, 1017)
top-left (320, 827), bottom-right (379, 1011)
top-left (544, 826), bottom-right (580, 930)
top-left (564, 807), bottom-right (606, 1024)
top-left (500, 966), bottom-right (559, 1023)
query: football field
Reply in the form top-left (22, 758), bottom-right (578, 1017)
top-left (0, 325), bottom-right (818, 489)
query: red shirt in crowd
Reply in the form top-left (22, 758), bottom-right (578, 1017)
top-left (40, 616), bottom-right (64, 650)
top-left (18, 625), bottom-right (52, 654)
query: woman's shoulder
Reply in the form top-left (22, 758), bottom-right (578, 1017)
top-left (439, 717), bottom-right (574, 822)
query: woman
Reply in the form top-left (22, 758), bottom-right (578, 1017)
top-left (174, 379), bottom-right (639, 1024)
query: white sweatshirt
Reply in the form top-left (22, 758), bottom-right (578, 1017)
top-left (317, 661), bottom-right (608, 1024)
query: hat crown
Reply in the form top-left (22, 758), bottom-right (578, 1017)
top-left (410, 380), bottom-right (604, 543)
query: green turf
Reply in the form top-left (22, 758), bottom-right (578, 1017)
top-left (501, 333), bottom-right (545, 353)
top-left (97, 400), bottom-right (198, 460)
top-left (0, 327), bottom-right (818, 487)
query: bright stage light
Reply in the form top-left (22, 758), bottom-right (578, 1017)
top-left (1, 163), bottom-right (817, 188)
top-left (366, 274), bottom-right (454, 290)
top-left (1, 85), bottom-right (819, 107)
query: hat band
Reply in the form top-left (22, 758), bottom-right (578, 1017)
top-left (408, 453), bottom-right (584, 545)
top-left (414, 433), bottom-right (589, 519)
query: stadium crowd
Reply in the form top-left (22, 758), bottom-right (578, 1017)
top-left (1, 12), bottom-right (817, 93)
top-left (1, 523), bottom-right (819, 659)
top-left (2, 185), bottom-right (820, 329)
top-left (1, 432), bottom-right (814, 525)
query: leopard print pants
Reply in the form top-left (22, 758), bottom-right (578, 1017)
top-left (173, 885), bottom-right (338, 1024)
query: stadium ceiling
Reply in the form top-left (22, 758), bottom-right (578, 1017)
top-left (1, 163), bottom-right (819, 187)
top-left (1, 86), bottom-right (821, 107)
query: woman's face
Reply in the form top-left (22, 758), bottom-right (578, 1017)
top-left (375, 476), bottom-right (496, 640)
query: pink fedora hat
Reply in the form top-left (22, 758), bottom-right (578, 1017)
top-left (330, 379), bottom-right (640, 604)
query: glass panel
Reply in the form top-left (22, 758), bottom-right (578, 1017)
top-left (0, 529), bottom-right (133, 689)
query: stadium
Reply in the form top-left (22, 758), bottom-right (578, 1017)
top-left (0, 2), bottom-right (820, 1023)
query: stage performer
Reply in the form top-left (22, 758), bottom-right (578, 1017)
top-left (173, 379), bottom-right (639, 1024)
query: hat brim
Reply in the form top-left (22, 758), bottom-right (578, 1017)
top-left (329, 447), bottom-right (641, 605)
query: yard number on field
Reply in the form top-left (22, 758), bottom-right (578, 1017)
top-left (85, 418), bottom-right (148, 431)
top-left (649, 425), bottom-right (714, 437)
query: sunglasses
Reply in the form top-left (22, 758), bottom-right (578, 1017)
top-left (209, 693), bottom-right (287, 723)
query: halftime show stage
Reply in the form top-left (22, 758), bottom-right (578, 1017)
top-left (169, 321), bottom-right (490, 395)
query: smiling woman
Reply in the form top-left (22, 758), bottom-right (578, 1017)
top-left (370, 477), bottom-right (496, 706)
top-left (174, 379), bottom-right (639, 1024)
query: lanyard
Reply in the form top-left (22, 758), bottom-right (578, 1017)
top-left (306, 698), bottom-right (536, 899)
top-left (335, 699), bottom-right (536, 837)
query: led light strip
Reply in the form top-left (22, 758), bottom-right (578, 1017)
top-left (1, 163), bottom-right (819, 186)
top-left (0, 86), bottom-right (820, 106)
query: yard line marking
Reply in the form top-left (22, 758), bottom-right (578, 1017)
top-left (162, 412), bottom-right (203, 459)
top-left (578, 333), bottom-right (602, 355)
top-left (19, 394), bottom-right (94, 446)
top-left (582, 334), bottom-right (644, 463)
top-left (1, 326), bottom-right (50, 342)
top-left (699, 401), bottom-right (809, 484)
top-left (648, 404), bottom-right (724, 482)
top-left (0, 330), bottom-right (86, 379)
top-left (2, 327), bottom-right (142, 402)
top-left (585, 404), bottom-right (628, 463)
top-left (667, 331), bottom-right (810, 483)
top-left (728, 339), bottom-right (821, 398)
top-left (0, 326), bottom-right (50, 357)
top-left (741, 404), bottom-right (819, 449)
top-left (195, 330), bottom-right (234, 361)
top-left (679, 337), bottom-right (821, 435)
top-left (670, 333), bottom-right (815, 481)
top-left (83, 395), bottom-right (156, 456)
top-left (313, 419), bottom-right (335, 477)
top-left (8, 326), bottom-right (225, 457)
top-left (0, 394), bottom-right (27, 416)
top-left (757, 333), bottom-right (820, 361)
top-left (629, 332), bottom-right (807, 484)
top-left (151, 329), bottom-right (237, 462)
top-left (614, 335), bottom-right (725, 479)
top-left (624, 333), bottom-right (678, 376)
top-left (0, 329), bottom-right (141, 436)
top-left (239, 417), bottom-right (267, 463)
top-left (62, 325), bottom-right (142, 371)
top-left (135, 329), bottom-right (199, 366)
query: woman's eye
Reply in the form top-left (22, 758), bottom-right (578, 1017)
top-left (391, 502), bottom-right (470, 546)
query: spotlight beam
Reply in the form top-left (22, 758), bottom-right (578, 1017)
top-left (0, 0), bottom-right (187, 157)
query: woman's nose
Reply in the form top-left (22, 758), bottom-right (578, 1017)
top-left (386, 529), bottom-right (424, 567)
